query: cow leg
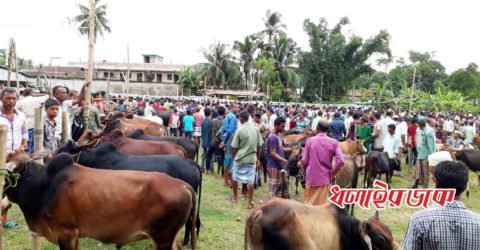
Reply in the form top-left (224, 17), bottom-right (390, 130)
top-left (183, 218), bottom-right (192, 245)
top-left (477, 172), bottom-right (480, 185)
top-left (263, 163), bottom-right (268, 184)
top-left (32, 232), bottom-right (41, 250)
top-left (58, 234), bottom-right (79, 250)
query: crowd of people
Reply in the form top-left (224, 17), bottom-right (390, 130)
top-left (1, 86), bottom-right (480, 248)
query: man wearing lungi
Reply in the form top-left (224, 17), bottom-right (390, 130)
top-left (230, 111), bottom-right (263, 209)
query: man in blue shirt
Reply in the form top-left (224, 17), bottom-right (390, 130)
top-left (329, 113), bottom-right (346, 141)
top-left (221, 103), bottom-right (239, 186)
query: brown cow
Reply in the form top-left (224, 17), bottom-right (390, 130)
top-left (282, 129), bottom-right (314, 146)
top-left (78, 130), bottom-right (187, 157)
top-left (105, 115), bottom-right (166, 137)
top-left (5, 151), bottom-right (196, 250)
top-left (339, 139), bottom-right (366, 156)
top-left (245, 199), bottom-right (399, 250)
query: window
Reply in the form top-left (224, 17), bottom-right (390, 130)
top-left (156, 74), bottom-right (163, 82)
top-left (137, 73), bottom-right (143, 82)
top-left (110, 72), bottom-right (114, 79)
top-left (167, 74), bottom-right (173, 81)
top-left (103, 72), bottom-right (109, 78)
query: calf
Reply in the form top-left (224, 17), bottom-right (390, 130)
top-left (128, 129), bottom-right (198, 160)
top-left (340, 139), bottom-right (366, 156)
top-left (5, 151), bottom-right (196, 250)
top-left (57, 141), bottom-right (202, 246)
top-left (245, 198), bottom-right (398, 250)
top-left (364, 151), bottom-right (400, 188)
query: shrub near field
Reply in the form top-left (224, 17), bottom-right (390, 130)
top-left (4, 163), bottom-right (480, 249)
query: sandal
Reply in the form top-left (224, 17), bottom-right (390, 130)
top-left (3, 220), bottom-right (20, 229)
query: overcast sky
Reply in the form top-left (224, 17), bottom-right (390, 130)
top-left (1, 0), bottom-right (479, 73)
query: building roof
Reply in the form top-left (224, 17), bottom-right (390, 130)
top-left (0, 65), bottom-right (30, 82)
top-left (22, 66), bottom-right (86, 79)
top-left (68, 61), bottom-right (189, 72)
top-left (205, 89), bottom-right (265, 97)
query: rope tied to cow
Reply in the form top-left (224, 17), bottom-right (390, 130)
top-left (0, 169), bottom-right (21, 190)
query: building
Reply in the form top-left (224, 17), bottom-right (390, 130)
top-left (23, 54), bottom-right (190, 96)
top-left (0, 65), bottom-right (35, 88)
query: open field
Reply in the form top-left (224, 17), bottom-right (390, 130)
top-left (4, 162), bottom-right (480, 250)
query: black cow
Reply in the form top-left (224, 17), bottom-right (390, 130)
top-left (57, 141), bottom-right (201, 245)
top-left (364, 151), bottom-right (400, 188)
top-left (128, 129), bottom-right (198, 160)
top-left (455, 149), bottom-right (480, 184)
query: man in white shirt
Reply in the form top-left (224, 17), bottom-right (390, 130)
top-left (381, 111), bottom-right (395, 144)
top-left (311, 110), bottom-right (323, 133)
top-left (393, 115), bottom-right (408, 148)
top-left (372, 112), bottom-right (384, 148)
top-left (144, 101), bottom-right (154, 117)
top-left (52, 85), bottom-right (84, 139)
top-left (443, 117), bottom-right (455, 136)
top-left (15, 88), bottom-right (49, 152)
top-left (382, 124), bottom-right (401, 175)
top-left (267, 108), bottom-right (277, 129)
top-left (344, 110), bottom-right (353, 133)
top-left (0, 88), bottom-right (28, 152)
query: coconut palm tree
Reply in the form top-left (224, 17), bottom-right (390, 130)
top-left (177, 68), bottom-right (199, 96)
top-left (74, 0), bottom-right (111, 42)
top-left (200, 42), bottom-right (232, 86)
top-left (260, 10), bottom-right (286, 45)
top-left (234, 35), bottom-right (259, 90)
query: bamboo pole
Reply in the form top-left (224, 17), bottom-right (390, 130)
top-left (6, 39), bottom-right (13, 88)
top-left (33, 108), bottom-right (43, 164)
top-left (32, 108), bottom-right (43, 250)
top-left (83, 0), bottom-right (96, 130)
top-left (409, 67), bottom-right (416, 112)
top-left (13, 42), bottom-right (19, 92)
top-left (126, 44), bottom-right (130, 95)
top-left (61, 112), bottom-right (68, 144)
top-left (0, 125), bottom-right (7, 249)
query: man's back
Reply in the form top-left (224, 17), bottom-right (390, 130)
top-left (330, 119), bottom-right (345, 140)
top-left (231, 123), bottom-right (263, 164)
top-left (403, 201), bottom-right (480, 250)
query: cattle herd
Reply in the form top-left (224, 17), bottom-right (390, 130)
top-left (3, 106), bottom-right (480, 250)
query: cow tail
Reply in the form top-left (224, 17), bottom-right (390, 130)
top-left (245, 208), bottom-right (263, 250)
top-left (196, 163), bottom-right (202, 240)
top-left (188, 185), bottom-right (197, 250)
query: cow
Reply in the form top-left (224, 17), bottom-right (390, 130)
top-left (339, 139), bottom-right (366, 156)
top-left (364, 151), bottom-right (400, 188)
top-left (104, 115), bottom-right (166, 137)
top-left (244, 199), bottom-right (399, 250)
top-left (474, 134), bottom-right (480, 149)
top-left (57, 141), bottom-right (201, 245)
top-left (156, 110), bottom-right (185, 136)
top-left (128, 129), bottom-right (198, 160)
top-left (5, 151), bottom-right (196, 250)
top-left (455, 149), bottom-right (480, 185)
top-left (77, 130), bottom-right (187, 157)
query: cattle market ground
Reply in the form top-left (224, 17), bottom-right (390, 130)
top-left (4, 162), bottom-right (480, 249)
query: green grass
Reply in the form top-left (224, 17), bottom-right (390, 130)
top-left (3, 162), bottom-right (480, 249)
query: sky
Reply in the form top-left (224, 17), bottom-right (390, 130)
top-left (1, 0), bottom-right (479, 73)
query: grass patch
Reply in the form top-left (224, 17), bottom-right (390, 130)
top-left (3, 161), bottom-right (479, 249)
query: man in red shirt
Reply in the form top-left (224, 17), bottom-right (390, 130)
top-left (406, 117), bottom-right (418, 174)
top-left (159, 102), bottom-right (168, 111)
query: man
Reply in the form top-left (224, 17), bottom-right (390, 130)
top-left (168, 109), bottom-right (180, 136)
top-left (230, 111), bottom-right (263, 209)
top-left (200, 108), bottom-right (213, 174)
top-left (15, 88), bottom-right (49, 153)
top-left (144, 101), bottom-right (154, 117)
top-left (221, 104), bottom-right (239, 185)
top-left (344, 110), bottom-right (354, 133)
top-left (266, 117), bottom-right (292, 198)
top-left (356, 117), bottom-right (371, 169)
top-left (446, 130), bottom-right (465, 150)
top-left (0, 88), bottom-right (27, 229)
top-left (443, 116), bottom-right (455, 136)
top-left (311, 110), bottom-right (323, 133)
top-left (73, 101), bottom-right (102, 135)
top-left (0, 88), bottom-right (28, 152)
top-left (206, 107), bottom-right (226, 178)
top-left (381, 111), bottom-right (395, 144)
top-left (403, 161), bottom-right (480, 250)
top-left (329, 113), bottom-right (346, 141)
top-left (413, 120), bottom-right (436, 189)
top-left (253, 113), bottom-right (269, 140)
top-left (52, 85), bottom-right (84, 139)
top-left (267, 108), bottom-right (277, 130)
top-left (261, 108), bottom-right (269, 125)
top-left (299, 119), bottom-right (344, 205)
top-left (464, 121), bottom-right (475, 146)
top-left (372, 112), bottom-right (384, 149)
top-left (406, 118), bottom-right (418, 169)
top-left (382, 124), bottom-right (402, 172)
top-left (193, 106), bottom-right (204, 146)
top-left (293, 111), bottom-right (310, 133)
top-left (346, 112), bottom-right (359, 140)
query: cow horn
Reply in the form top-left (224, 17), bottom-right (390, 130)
top-left (374, 210), bottom-right (379, 219)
